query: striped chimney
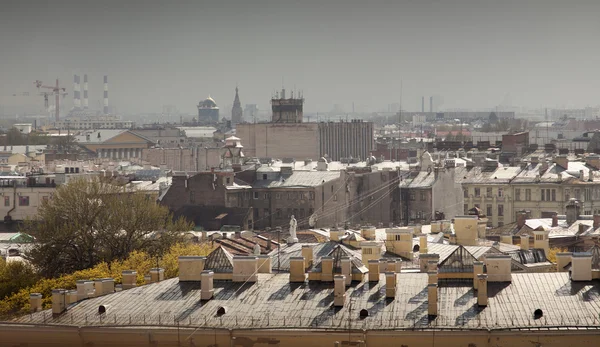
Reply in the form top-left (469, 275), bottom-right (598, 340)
top-left (103, 75), bottom-right (109, 115)
top-left (83, 74), bottom-right (89, 109)
top-left (73, 75), bottom-right (80, 109)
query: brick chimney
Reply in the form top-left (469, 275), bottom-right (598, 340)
top-left (149, 268), bottom-right (165, 283)
top-left (122, 270), bottom-right (137, 289)
top-left (566, 199), bottom-right (580, 225)
top-left (334, 275), bottom-right (346, 307)
top-left (516, 211), bottom-right (527, 228)
top-left (556, 252), bottom-right (572, 272)
top-left (321, 256), bottom-right (334, 282)
top-left (232, 256), bottom-right (258, 283)
top-left (368, 259), bottom-right (380, 282)
top-left (419, 234), bottom-right (428, 254)
top-left (289, 256), bottom-right (307, 283)
top-left (341, 257), bottom-right (352, 286)
top-left (477, 274), bottom-right (488, 307)
top-left (552, 213), bottom-right (558, 227)
top-left (301, 245), bottom-right (314, 270)
top-left (520, 235), bottom-right (529, 251)
top-left (29, 293), bottom-right (42, 313)
top-left (51, 289), bottom-right (67, 315)
top-left (178, 256), bottom-right (206, 281)
top-left (473, 261), bottom-right (484, 290)
top-left (484, 255), bottom-right (512, 282)
top-left (554, 154), bottom-right (569, 169)
top-left (500, 235), bottom-right (513, 244)
top-left (571, 252), bottom-right (592, 281)
top-left (257, 255), bottom-right (272, 273)
top-left (419, 253), bottom-right (440, 273)
top-left (427, 283), bottom-right (438, 316)
top-left (201, 270), bottom-right (214, 300)
top-left (385, 272), bottom-right (397, 298)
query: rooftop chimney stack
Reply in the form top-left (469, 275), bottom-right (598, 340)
top-left (473, 261), bottom-right (484, 290)
top-left (520, 235), bottom-right (530, 251)
top-left (385, 272), bottom-right (397, 298)
top-left (30, 293), bottom-right (43, 313)
top-left (427, 283), bottom-right (438, 316)
top-left (368, 259), bottom-right (380, 282)
top-left (476, 274), bottom-right (488, 307)
top-left (321, 256), bottom-right (334, 282)
top-left (334, 275), bottom-right (346, 307)
top-left (122, 270), bottom-right (137, 289)
top-left (484, 255), bottom-right (512, 282)
top-left (516, 211), bottom-right (527, 228)
top-left (51, 289), bottom-right (67, 315)
top-left (556, 252), bottom-right (572, 272)
top-left (552, 213), bottom-right (559, 227)
top-left (289, 256), bottom-right (307, 283)
top-left (103, 75), bottom-right (109, 115)
top-left (571, 252), bottom-right (592, 281)
top-left (419, 234), bottom-right (428, 254)
top-left (178, 256), bottom-right (206, 281)
top-left (83, 74), bottom-right (89, 109)
top-left (201, 270), bottom-right (214, 300)
top-left (232, 256), bottom-right (258, 283)
top-left (301, 245), bottom-right (314, 270)
top-left (341, 257), bottom-right (352, 286)
top-left (149, 268), bottom-right (165, 283)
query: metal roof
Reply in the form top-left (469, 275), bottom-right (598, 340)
top-left (15, 272), bottom-right (600, 331)
top-left (252, 171), bottom-right (341, 189)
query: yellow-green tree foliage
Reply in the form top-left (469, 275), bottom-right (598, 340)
top-left (0, 242), bottom-right (213, 318)
top-left (24, 177), bottom-right (193, 277)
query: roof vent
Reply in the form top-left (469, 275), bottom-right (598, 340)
top-left (534, 308), bottom-right (543, 319)
top-left (98, 304), bottom-right (109, 314)
top-left (217, 306), bottom-right (227, 316)
top-left (359, 309), bottom-right (369, 319)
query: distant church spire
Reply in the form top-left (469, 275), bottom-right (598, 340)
top-left (231, 86), bottom-right (243, 127)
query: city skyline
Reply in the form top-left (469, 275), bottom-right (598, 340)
top-left (1, 0), bottom-right (599, 115)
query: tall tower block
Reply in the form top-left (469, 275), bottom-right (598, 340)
top-left (271, 88), bottom-right (304, 123)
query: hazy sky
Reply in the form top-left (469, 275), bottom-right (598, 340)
top-left (1, 0), bottom-right (599, 115)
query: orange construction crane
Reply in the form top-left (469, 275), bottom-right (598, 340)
top-left (34, 79), bottom-right (68, 121)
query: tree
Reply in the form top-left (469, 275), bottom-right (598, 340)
top-left (0, 259), bottom-right (38, 299)
top-left (23, 177), bottom-right (193, 277)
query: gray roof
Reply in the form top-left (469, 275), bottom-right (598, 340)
top-left (399, 171), bottom-right (436, 188)
top-left (252, 171), bottom-right (340, 189)
top-left (14, 272), bottom-right (600, 330)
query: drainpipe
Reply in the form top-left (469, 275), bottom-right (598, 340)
top-left (4, 180), bottom-right (17, 223)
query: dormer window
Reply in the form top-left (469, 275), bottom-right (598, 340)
top-left (263, 174), bottom-right (267, 180)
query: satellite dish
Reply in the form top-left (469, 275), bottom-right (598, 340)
top-left (309, 213), bottom-right (317, 228)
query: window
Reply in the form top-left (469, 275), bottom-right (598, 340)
top-left (525, 189), bottom-right (531, 201)
top-left (276, 209), bottom-right (282, 218)
top-left (263, 193), bottom-right (269, 200)
top-left (585, 189), bottom-right (592, 202)
top-left (486, 204), bottom-right (492, 217)
top-left (363, 248), bottom-right (373, 255)
top-left (300, 192), bottom-right (305, 200)
top-left (486, 187), bottom-right (492, 197)
top-left (585, 210), bottom-right (592, 215)
top-left (575, 189), bottom-right (581, 200)
top-left (474, 188), bottom-right (480, 197)
top-left (275, 193), bottom-right (281, 200)
top-left (463, 189), bottom-right (468, 198)
top-left (410, 192), bottom-right (416, 201)
top-left (226, 177), bottom-right (230, 184)
top-left (309, 192), bottom-right (315, 200)
top-left (541, 189), bottom-right (545, 201)
top-left (464, 204), bottom-right (469, 214)
top-left (18, 196), bottom-right (29, 206)
top-left (287, 208), bottom-right (292, 217)
top-left (498, 222), bottom-right (504, 227)
top-left (331, 185), bottom-right (334, 193)
top-left (262, 174), bottom-right (267, 180)
top-left (515, 189), bottom-right (521, 201)
top-left (299, 209), bottom-right (304, 218)
top-left (565, 189), bottom-right (570, 201)
top-left (253, 192), bottom-right (259, 199)
top-left (309, 208), bottom-right (314, 216)
top-left (293, 208), bottom-right (298, 217)
top-left (420, 191), bottom-right (426, 201)
top-left (333, 194), bottom-right (337, 201)
top-left (535, 234), bottom-right (543, 241)
top-left (264, 208), bottom-right (269, 216)
top-left (498, 188), bottom-right (503, 197)
top-left (394, 235), bottom-right (401, 241)
top-left (3, 196), bottom-right (9, 207)
top-left (498, 204), bottom-right (504, 216)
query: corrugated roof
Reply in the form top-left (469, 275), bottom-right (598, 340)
top-left (15, 272), bottom-right (600, 331)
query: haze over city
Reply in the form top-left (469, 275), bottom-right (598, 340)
top-left (1, 0), bottom-right (599, 115)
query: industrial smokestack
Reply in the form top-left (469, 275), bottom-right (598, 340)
top-left (421, 96), bottom-right (424, 112)
top-left (103, 75), bottom-right (109, 115)
top-left (73, 75), bottom-right (81, 109)
top-left (83, 74), bottom-right (89, 109)
top-left (429, 96), bottom-right (433, 113)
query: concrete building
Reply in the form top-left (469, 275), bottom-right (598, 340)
top-left (75, 130), bottom-right (154, 159)
top-left (399, 152), bottom-right (466, 225)
top-left (271, 88), bottom-right (303, 123)
top-left (237, 120), bottom-right (374, 161)
top-left (142, 146), bottom-right (221, 172)
top-left (197, 96), bottom-right (219, 123)
top-left (54, 114), bottom-right (133, 130)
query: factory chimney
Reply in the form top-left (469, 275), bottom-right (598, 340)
top-left (421, 96), bottom-right (424, 112)
top-left (429, 96), bottom-right (433, 113)
top-left (73, 75), bottom-right (81, 109)
top-left (83, 74), bottom-right (89, 109)
top-left (103, 75), bottom-right (109, 115)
